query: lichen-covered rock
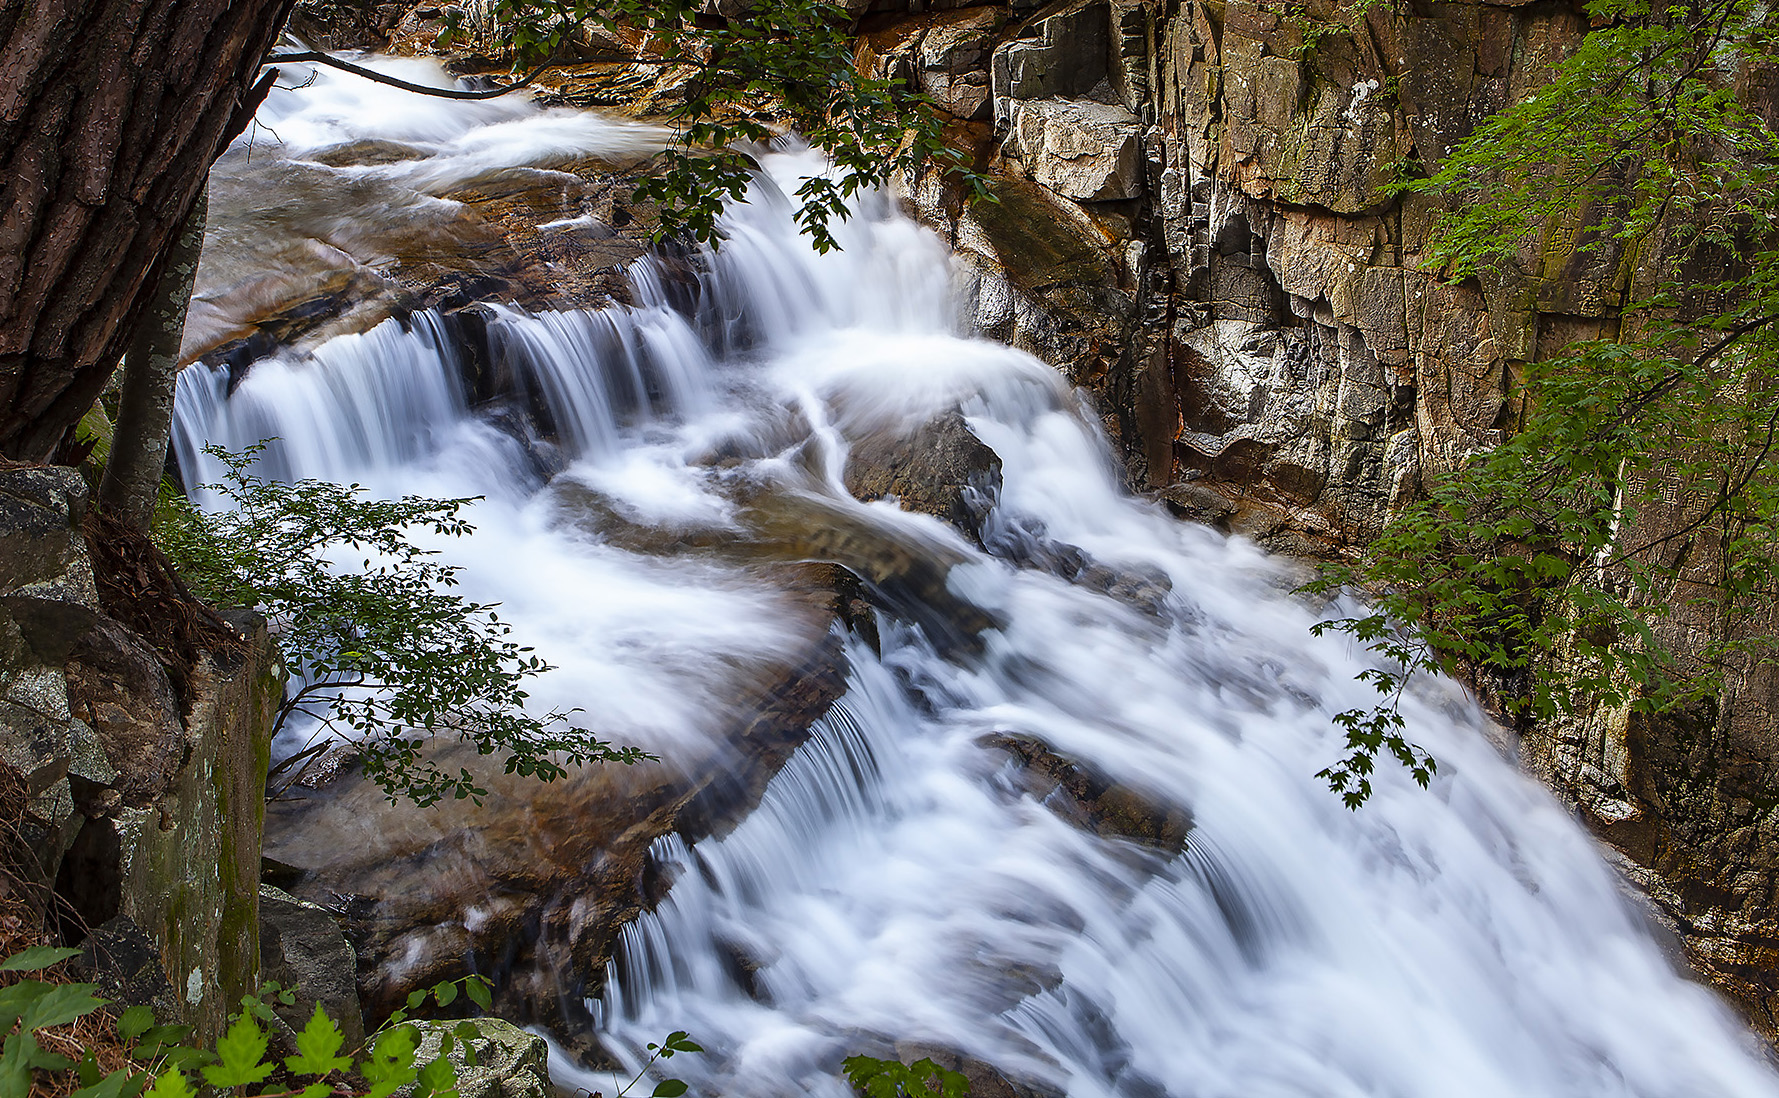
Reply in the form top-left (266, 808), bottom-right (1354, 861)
top-left (403, 1019), bottom-right (549, 1098)
top-left (106, 609), bottom-right (281, 1042)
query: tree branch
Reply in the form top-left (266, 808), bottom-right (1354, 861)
top-left (262, 50), bottom-right (556, 99)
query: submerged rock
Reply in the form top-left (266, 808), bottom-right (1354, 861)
top-left (843, 409), bottom-right (1002, 538)
top-left (983, 733), bottom-right (1191, 853)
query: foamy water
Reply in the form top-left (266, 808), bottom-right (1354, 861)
top-left (177, 64), bottom-right (1779, 1098)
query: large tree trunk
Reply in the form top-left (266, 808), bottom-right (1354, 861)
top-left (0, 0), bottom-right (296, 463)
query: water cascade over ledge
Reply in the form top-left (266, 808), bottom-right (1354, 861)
top-left (176, 64), bottom-right (1779, 1098)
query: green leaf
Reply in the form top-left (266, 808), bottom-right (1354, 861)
top-left (1, 1032), bottom-right (39, 1098)
top-left (650, 1081), bottom-right (688, 1098)
top-left (201, 1013), bottom-right (274, 1089)
top-left (463, 977), bottom-right (492, 1012)
top-left (20, 982), bottom-right (108, 1031)
top-left (118, 1004), bottom-right (156, 1044)
top-left (362, 1024), bottom-right (420, 1098)
top-left (286, 1004), bottom-right (353, 1077)
top-left (453, 1022), bottom-right (481, 1068)
top-left (69, 1069), bottom-right (145, 1098)
top-left (142, 1068), bottom-right (193, 1098)
top-left (0, 946), bottom-right (81, 972)
top-left (412, 1053), bottom-right (458, 1098)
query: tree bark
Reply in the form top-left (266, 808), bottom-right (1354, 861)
top-left (99, 186), bottom-right (206, 530)
top-left (0, 0), bottom-right (296, 462)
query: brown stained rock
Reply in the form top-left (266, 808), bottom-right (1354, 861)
top-left (190, 147), bottom-right (661, 368)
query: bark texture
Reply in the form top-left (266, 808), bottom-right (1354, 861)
top-left (0, 0), bottom-right (295, 462)
top-left (99, 186), bottom-right (206, 530)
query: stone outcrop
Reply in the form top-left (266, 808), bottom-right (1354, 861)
top-left (0, 467), bottom-right (280, 1041)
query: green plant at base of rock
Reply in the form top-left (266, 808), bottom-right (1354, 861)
top-left (841, 1055), bottom-right (970, 1098)
top-left (1309, 0), bottom-right (1779, 804)
top-left (437, 0), bottom-right (990, 252)
top-left (156, 443), bottom-right (651, 807)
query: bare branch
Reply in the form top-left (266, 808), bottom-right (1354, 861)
top-left (262, 50), bottom-right (557, 100)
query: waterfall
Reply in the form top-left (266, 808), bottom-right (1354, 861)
top-left (177, 72), bottom-right (1779, 1098)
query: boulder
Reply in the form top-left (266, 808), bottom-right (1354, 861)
top-left (67, 914), bottom-right (180, 1019)
top-left (260, 885), bottom-right (366, 1051)
top-left (0, 465), bottom-right (281, 1043)
top-left (842, 409), bottom-right (1001, 537)
top-left (1006, 97), bottom-right (1144, 202)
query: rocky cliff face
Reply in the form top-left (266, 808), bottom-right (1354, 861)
top-left (858, 0), bottom-right (1779, 1042)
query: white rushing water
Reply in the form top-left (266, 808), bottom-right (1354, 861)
top-left (177, 68), bottom-right (1779, 1098)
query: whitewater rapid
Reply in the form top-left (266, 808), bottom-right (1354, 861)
top-left (176, 61), bottom-right (1779, 1098)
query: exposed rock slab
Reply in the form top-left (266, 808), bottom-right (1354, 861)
top-left (1007, 97), bottom-right (1143, 202)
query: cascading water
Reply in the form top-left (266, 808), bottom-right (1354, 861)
top-left (176, 64), bottom-right (1779, 1098)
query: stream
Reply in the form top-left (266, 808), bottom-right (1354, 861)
top-left (173, 58), bottom-right (1779, 1098)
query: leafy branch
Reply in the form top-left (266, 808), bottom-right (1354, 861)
top-left (157, 443), bottom-right (651, 807)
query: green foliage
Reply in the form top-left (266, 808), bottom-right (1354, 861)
top-left (0, 957), bottom-right (511, 1098)
top-left (1310, 0), bottom-right (1779, 803)
top-left (443, 0), bottom-right (987, 251)
top-left (157, 444), bottom-right (651, 807)
top-left (841, 1054), bottom-right (971, 1098)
